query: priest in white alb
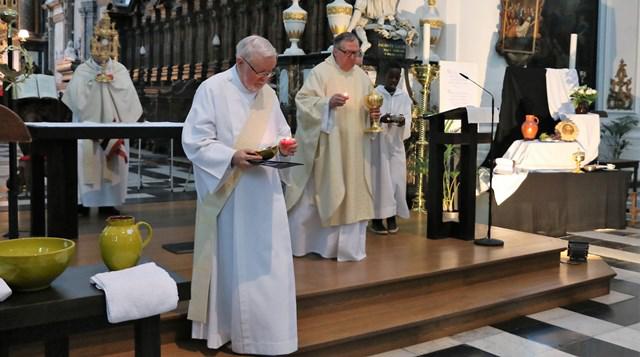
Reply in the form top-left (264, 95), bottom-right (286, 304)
top-left (182, 35), bottom-right (298, 355)
top-left (285, 32), bottom-right (379, 262)
top-left (62, 14), bottom-right (142, 216)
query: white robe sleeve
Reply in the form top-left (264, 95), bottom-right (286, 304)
top-left (182, 82), bottom-right (236, 197)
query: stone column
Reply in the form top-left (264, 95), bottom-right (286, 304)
top-left (79, 0), bottom-right (96, 60)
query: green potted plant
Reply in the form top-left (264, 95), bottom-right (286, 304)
top-left (601, 115), bottom-right (639, 159)
top-left (569, 85), bottom-right (598, 114)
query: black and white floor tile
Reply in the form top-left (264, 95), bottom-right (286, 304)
top-left (370, 228), bottom-right (640, 357)
top-left (0, 145), bottom-right (196, 211)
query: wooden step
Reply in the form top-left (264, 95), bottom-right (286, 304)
top-left (296, 257), bottom-right (614, 356)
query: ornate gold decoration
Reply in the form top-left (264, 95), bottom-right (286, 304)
top-left (420, 18), bottom-right (444, 29)
top-left (326, 7), bottom-right (352, 15)
top-left (571, 150), bottom-right (585, 174)
top-left (364, 89), bottom-right (383, 134)
top-left (0, 4), bottom-right (34, 90)
top-left (555, 120), bottom-right (579, 141)
top-left (287, 30), bottom-right (304, 40)
top-left (283, 12), bottom-right (307, 21)
top-left (607, 59), bottom-right (633, 110)
top-left (330, 25), bottom-right (349, 35)
top-left (410, 63), bottom-right (439, 214)
top-left (90, 14), bottom-right (120, 65)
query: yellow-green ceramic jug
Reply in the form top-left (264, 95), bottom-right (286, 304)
top-left (99, 216), bottom-right (152, 271)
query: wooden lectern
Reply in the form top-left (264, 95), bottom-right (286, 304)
top-left (424, 107), bottom-right (491, 240)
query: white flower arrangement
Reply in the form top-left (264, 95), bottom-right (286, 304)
top-left (569, 85), bottom-right (597, 106)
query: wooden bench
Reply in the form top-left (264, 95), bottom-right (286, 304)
top-left (0, 262), bottom-right (190, 357)
top-left (608, 159), bottom-right (638, 224)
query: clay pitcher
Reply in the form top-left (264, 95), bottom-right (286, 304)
top-left (521, 114), bottom-right (539, 140)
top-left (99, 216), bottom-right (153, 271)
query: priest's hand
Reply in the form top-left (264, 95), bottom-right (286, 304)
top-left (232, 149), bottom-right (262, 169)
top-left (329, 93), bottom-right (350, 109)
top-left (279, 137), bottom-right (298, 156)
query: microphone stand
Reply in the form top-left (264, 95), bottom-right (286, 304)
top-left (459, 73), bottom-right (504, 247)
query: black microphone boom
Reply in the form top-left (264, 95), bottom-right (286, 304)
top-left (459, 72), bottom-right (504, 247)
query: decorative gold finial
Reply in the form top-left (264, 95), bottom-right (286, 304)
top-left (90, 14), bottom-right (120, 65)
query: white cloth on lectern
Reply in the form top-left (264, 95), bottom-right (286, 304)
top-left (546, 68), bottom-right (579, 120)
top-left (0, 278), bottom-right (11, 302)
top-left (90, 262), bottom-right (178, 323)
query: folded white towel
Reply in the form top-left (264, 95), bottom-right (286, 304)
top-left (0, 278), bottom-right (11, 302)
top-left (494, 158), bottom-right (515, 175)
top-left (90, 262), bottom-right (179, 323)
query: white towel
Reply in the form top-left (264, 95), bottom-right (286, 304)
top-left (0, 278), bottom-right (11, 302)
top-left (90, 262), bottom-right (179, 323)
top-left (494, 158), bottom-right (515, 175)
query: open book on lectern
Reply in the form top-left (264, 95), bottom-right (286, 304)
top-left (12, 74), bottom-right (58, 100)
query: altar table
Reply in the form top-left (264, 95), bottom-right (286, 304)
top-left (491, 170), bottom-right (630, 237)
top-left (0, 262), bottom-right (190, 357)
top-left (26, 122), bottom-right (183, 239)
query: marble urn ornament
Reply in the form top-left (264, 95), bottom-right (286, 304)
top-left (283, 0), bottom-right (307, 56)
top-left (326, 0), bottom-right (353, 50)
top-left (422, 0), bottom-right (444, 62)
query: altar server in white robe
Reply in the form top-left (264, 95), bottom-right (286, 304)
top-left (285, 32), bottom-right (379, 262)
top-left (62, 14), bottom-right (142, 216)
top-left (369, 63), bottom-right (412, 235)
top-left (182, 35), bottom-right (298, 355)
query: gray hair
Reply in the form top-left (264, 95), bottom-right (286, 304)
top-left (236, 35), bottom-right (277, 61)
top-left (333, 32), bottom-right (359, 48)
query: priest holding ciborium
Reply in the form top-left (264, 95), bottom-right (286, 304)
top-left (285, 32), bottom-right (380, 262)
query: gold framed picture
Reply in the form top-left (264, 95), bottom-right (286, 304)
top-left (498, 0), bottom-right (544, 55)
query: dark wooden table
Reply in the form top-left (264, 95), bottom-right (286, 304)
top-left (492, 170), bottom-right (631, 237)
top-left (0, 262), bottom-right (190, 357)
top-left (26, 122), bottom-right (183, 239)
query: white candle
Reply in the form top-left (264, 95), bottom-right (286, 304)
top-left (422, 22), bottom-right (431, 64)
top-left (569, 33), bottom-right (577, 69)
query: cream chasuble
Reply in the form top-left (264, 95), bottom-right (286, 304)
top-left (183, 67), bottom-right (297, 355)
top-left (62, 58), bottom-right (142, 206)
top-left (285, 55), bottom-right (374, 261)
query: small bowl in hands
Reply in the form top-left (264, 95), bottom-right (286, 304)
top-left (256, 145), bottom-right (279, 160)
top-left (0, 237), bottom-right (76, 292)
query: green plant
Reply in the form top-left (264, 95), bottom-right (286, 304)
top-left (569, 85), bottom-right (597, 106)
top-left (442, 120), bottom-right (460, 212)
top-left (601, 115), bottom-right (639, 159)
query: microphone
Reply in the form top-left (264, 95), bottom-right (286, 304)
top-left (459, 72), bottom-right (504, 247)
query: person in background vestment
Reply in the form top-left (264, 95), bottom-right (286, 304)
top-left (62, 14), bottom-right (141, 216)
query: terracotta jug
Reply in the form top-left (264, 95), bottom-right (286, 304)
top-left (521, 114), bottom-right (539, 140)
top-left (99, 216), bottom-right (153, 271)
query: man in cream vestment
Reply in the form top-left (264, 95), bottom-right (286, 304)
top-left (62, 15), bottom-right (141, 214)
top-left (182, 35), bottom-right (298, 355)
top-left (285, 32), bottom-right (379, 262)
top-left (369, 63), bottom-right (412, 234)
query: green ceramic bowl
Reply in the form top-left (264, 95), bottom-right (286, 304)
top-left (0, 237), bottom-right (76, 291)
